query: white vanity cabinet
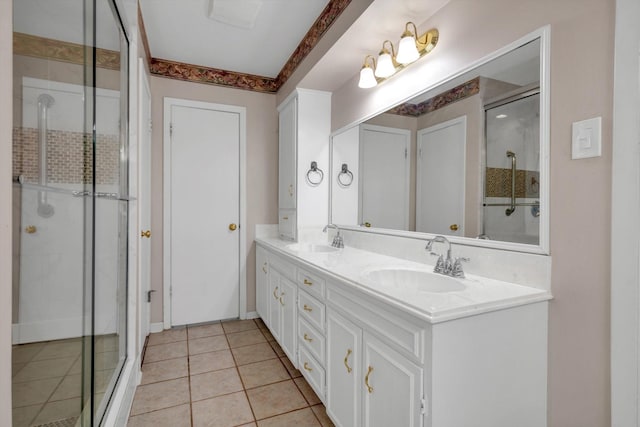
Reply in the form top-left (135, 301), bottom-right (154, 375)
top-left (256, 245), bottom-right (269, 324)
top-left (277, 89), bottom-right (331, 240)
top-left (266, 255), bottom-right (298, 365)
top-left (326, 287), bottom-right (424, 427)
top-left (255, 242), bottom-right (548, 427)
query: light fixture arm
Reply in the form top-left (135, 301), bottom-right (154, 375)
top-left (380, 40), bottom-right (396, 57)
top-left (362, 54), bottom-right (376, 69)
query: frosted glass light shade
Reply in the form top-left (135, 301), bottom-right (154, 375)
top-left (358, 66), bottom-right (377, 88)
top-left (396, 35), bottom-right (420, 64)
top-left (375, 52), bottom-right (395, 78)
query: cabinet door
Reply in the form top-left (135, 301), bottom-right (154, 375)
top-left (256, 246), bottom-right (269, 324)
top-left (268, 268), bottom-right (282, 342)
top-left (362, 333), bottom-right (423, 427)
top-left (278, 98), bottom-right (297, 210)
top-left (327, 309), bottom-right (362, 427)
top-left (279, 277), bottom-right (298, 366)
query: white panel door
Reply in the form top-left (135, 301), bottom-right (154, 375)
top-left (416, 117), bottom-right (466, 235)
top-left (359, 124), bottom-right (410, 230)
top-left (169, 103), bottom-right (240, 326)
top-left (327, 308), bottom-right (362, 427)
top-left (138, 63), bottom-right (152, 348)
top-left (363, 332), bottom-right (423, 427)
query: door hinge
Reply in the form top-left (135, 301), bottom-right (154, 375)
top-left (169, 123), bottom-right (173, 137)
top-left (149, 119), bottom-right (153, 132)
top-left (405, 148), bottom-right (408, 158)
top-left (421, 396), bottom-right (427, 415)
top-left (147, 289), bottom-right (156, 303)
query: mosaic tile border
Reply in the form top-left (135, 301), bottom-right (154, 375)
top-left (147, 0), bottom-right (352, 93)
top-left (13, 32), bottom-right (121, 71)
top-left (387, 77), bottom-right (481, 117)
top-left (485, 167), bottom-right (540, 198)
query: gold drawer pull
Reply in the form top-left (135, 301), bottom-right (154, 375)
top-left (344, 349), bottom-right (352, 373)
top-left (303, 333), bottom-right (313, 343)
top-left (273, 286), bottom-right (279, 299)
top-left (303, 279), bottom-right (313, 286)
top-left (365, 366), bottom-right (374, 393)
top-left (262, 262), bottom-right (268, 274)
top-left (303, 362), bottom-right (312, 372)
top-left (282, 216), bottom-right (289, 220)
top-left (279, 293), bottom-right (285, 306)
top-left (303, 304), bottom-right (313, 312)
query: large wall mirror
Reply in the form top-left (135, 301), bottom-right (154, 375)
top-left (330, 30), bottom-right (549, 254)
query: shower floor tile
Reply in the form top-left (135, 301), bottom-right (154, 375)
top-left (130, 318), bottom-right (335, 426)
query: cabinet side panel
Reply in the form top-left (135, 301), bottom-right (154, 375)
top-left (430, 302), bottom-right (548, 427)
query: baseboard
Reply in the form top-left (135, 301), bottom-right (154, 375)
top-left (244, 311), bottom-right (259, 320)
top-left (149, 322), bottom-right (164, 333)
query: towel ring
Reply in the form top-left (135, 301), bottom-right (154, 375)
top-left (337, 163), bottom-right (353, 187)
top-left (306, 161), bottom-right (324, 187)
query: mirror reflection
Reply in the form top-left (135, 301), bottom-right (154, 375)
top-left (331, 38), bottom-right (542, 246)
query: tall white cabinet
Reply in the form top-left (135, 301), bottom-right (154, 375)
top-left (277, 89), bottom-right (332, 240)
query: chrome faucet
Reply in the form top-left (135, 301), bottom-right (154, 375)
top-left (323, 224), bottom-right (344, 248)
top-left (425, 235), bottom-right (469, 278)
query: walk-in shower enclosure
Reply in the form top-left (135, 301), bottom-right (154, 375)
top-left (12, 0), bottom-right (129, 425)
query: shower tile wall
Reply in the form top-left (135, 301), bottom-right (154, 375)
top-left (12, 127), bottom-right (120, 184)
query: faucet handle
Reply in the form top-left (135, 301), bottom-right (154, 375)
top-left (433, 255), bottom-right (446, 274)
top-left (451, 257), bottom-right (469, 278)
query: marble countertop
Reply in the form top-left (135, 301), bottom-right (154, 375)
top-left (256, 236), bottom-right (552, 324)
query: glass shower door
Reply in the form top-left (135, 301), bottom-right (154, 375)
top-left (483, 90), bottom-right (540, 245)
top-left (12, 0), bottom-right (128, 425)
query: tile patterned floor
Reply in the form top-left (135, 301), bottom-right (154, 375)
top-left (128, 318), bottom-right (335, 427)
top-left (12, 335), bottom-right (120, 427)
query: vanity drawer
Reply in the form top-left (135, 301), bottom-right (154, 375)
top-left (298, 316), bottom-right (325, 365)
top-left (270, 253), bottom-right (296, 282)
top-left (298, 345), bottom-right (326, 402)
top-left (327, 283), bottom-right (425, 362)
top-left (297, 268), bottom-right (325, 298)
top-left (278, 209), bottom-right (296, 241)
top-left (298, 290), bottom-right (325, 332)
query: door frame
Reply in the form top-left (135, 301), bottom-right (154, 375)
top-left (137, 58), bottom-right (151, 349)
top-left (611, 0), bottom-right (640, 424)
top-left (416, 115), bottom-right (467, 235)
top-left (162, 97), bottom-right (247, 329)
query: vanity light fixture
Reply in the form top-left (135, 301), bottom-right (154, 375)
top-left (358, 55), bottom-right (378, 89)
top-left (375, 40), bottom-right (397, 78)
top-left (358, 22), bottom-right (439, 88)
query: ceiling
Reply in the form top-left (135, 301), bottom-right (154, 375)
top-left (139, 0), bottom-right (330, 78)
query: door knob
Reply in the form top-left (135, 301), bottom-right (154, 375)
top-left (141, 230), bottom-right (151, 238)
top-left (449, 224), bottom-right (459, 231)
top-left (229, 223), bottom-right (237, 231)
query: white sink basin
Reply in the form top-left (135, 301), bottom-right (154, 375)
top-left (362, 268), bottom-right (466, 293)
top-left (286, 243), bottom-right (340, 253)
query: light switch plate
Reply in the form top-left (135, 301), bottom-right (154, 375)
top-left (572, 117), bottom-right (602, 159)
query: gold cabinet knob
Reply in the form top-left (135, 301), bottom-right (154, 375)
top-left (449, 224), bottom-right (459, 231)
top-left (25, 225), bottom-right (37, 234)
top-left (303, 362), bottom-right (312, 372)
top-left (229, 223), bottom-right (237, 231)
top-left (140, 230), bottom-right (151, 238)
top-left (303, 333), bottom-right (313, 342)
top-left (364, 222), bottom-right (371, 228)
